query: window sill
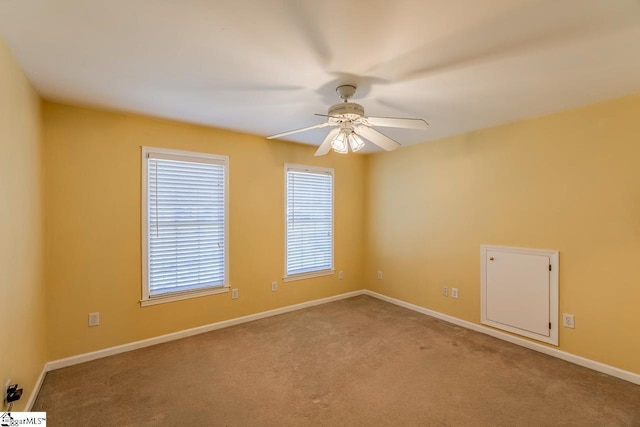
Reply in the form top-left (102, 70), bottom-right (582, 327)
top-left (283, 270), bottom-right (335, 283)
top-left (140, 286), bottom-right (229, 307)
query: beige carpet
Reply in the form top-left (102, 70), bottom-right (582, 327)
top-left (34, 295), bottom-right (640, 426)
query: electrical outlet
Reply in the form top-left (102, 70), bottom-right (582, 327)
top-left (563, 313), bottom-right (575, 328)
top-left (231, 288), bottom-right (239, 299)
top-left (377, 271), bottom-right (383, 280)
top-left (338, 271), bottom-right (344, 279)
top-left (441, 287), bottom-right (448, 297)
top-left (451, 288), bottom-right (459, 299)
top-left (271, 281), bottom-right (278, 292)
top-left (88, 312), bottom-right (100, 327)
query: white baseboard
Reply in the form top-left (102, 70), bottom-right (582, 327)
top-left (43, 288), bottom-right (640, 389)
top-left (25, 364), bottom-right (47, 411)
top-left (363, 290), bottom-right (640, 386)
top-left (46, 290), bottom-right (364, 371)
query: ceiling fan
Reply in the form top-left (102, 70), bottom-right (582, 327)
top-left (267, 85), bottom-right (429, 156)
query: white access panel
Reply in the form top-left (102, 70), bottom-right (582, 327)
top-left (481, 245), bottom-right (559, 346)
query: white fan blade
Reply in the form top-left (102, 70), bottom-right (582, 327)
top-left (354, 126), bottom-right (401, 151)
top-left (366, 116), bottom-right (429, 129)
top-left (267, 122), bottom-right (332, 139)
top-left (314, 128), bottom-right (340, 156)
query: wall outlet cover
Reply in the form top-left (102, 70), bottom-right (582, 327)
top-left (88, 312), bottom-right (100, 327)
top-left (562, 313), bottom-right (575, 328)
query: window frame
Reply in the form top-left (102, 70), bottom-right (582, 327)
top-left (283, 163), bottom-right (335, 282)
top-left (141, 146), bottom-right (229, 306)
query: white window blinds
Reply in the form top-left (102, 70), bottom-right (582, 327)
top-left (144, 149), bottom-right (228, 299)
top-left (285, 165), bottom-right (334, 278)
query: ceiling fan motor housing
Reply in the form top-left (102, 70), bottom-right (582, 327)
top-left (328, 102), bottom-right (365, 119)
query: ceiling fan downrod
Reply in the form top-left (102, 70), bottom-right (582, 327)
top-left (336, 84), bottom-right (357, 102)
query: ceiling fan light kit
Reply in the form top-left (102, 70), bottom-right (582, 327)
top-left (267, 85), bottom-right (429, 156)
top-left (331, 121), bottom-right (366, 154)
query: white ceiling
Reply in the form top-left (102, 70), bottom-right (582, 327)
top-left (1, 0), bottom-right (639, 151)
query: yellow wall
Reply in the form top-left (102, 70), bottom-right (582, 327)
top-left (364, 94), bottom-right (640, 374)
top-left (0, 39), bottom-right (46, 410)
top-left (43, 102), bottom-right (365, 360)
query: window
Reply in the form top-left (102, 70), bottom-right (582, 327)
top-left (284, 164), bottom-right (334, 281)
top-left (141, 147), bottom-right (228, 306)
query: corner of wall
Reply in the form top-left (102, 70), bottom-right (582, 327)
top-left (0, 36), bottom-right (47, 411)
